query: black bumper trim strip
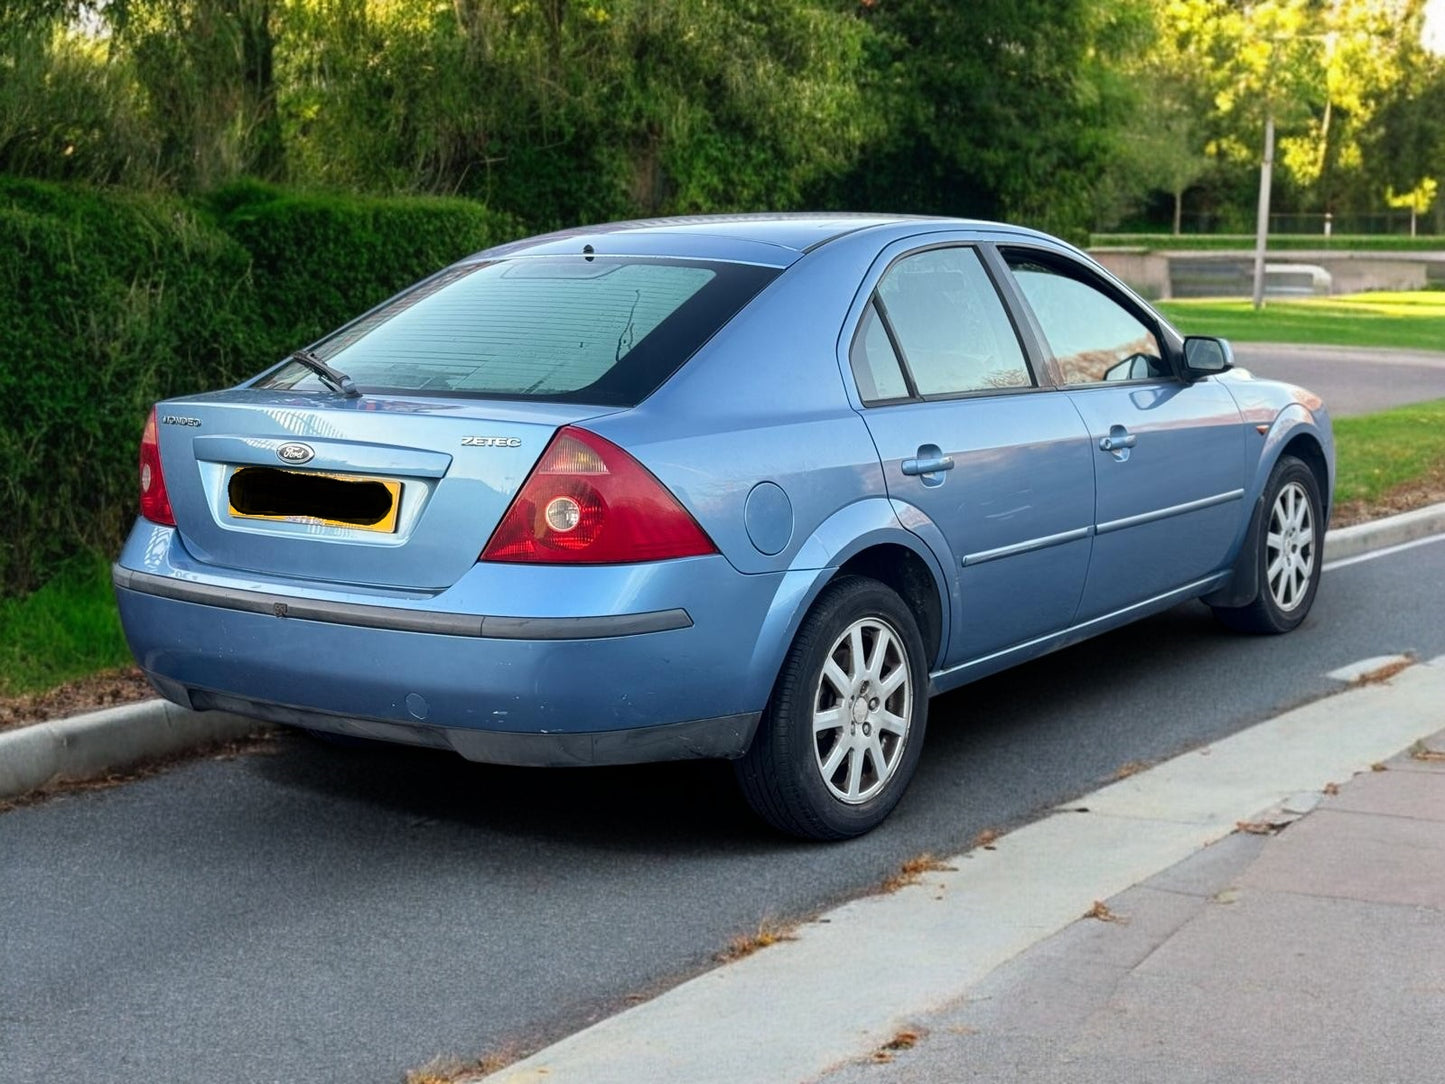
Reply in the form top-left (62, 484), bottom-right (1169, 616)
top-left (186, 686), bottom-right (762, 766)
top-left (113, 565), bottom-right (693, 640)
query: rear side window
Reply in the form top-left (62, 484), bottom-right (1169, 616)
top-left (849, 301), bottom-right (912, 402)
top-left (256, 256), bottom-right (779, 406)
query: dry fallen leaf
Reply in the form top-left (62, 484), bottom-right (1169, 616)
top-left (1235, 820), bottom-right (1290, 836)
top-left (871, 1029), bottom-right (922, 1061)
top-left (880, 853), bottom-right (957, 893)
top-left (1084, 900), bottom-right (1125, 923)
top-left (1352, 657), bottom-right (1414, 685)
top-left (714, 920), bottom-right (798, 963)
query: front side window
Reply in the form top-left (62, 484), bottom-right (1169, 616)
top-left (255, 256), bottom-right (779, 407)
top-left (872, 246), bottom-right (1033, 397)
top-left (1004, 253), bottom-right (1168, 385)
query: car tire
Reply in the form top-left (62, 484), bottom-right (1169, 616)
top-left (734, 575), bottom-right (929, 840)
top-left (1211, 454), bottom-right (1323, 635)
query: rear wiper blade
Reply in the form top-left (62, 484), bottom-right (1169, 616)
top-left (288, 348), bottom-right (362, 398)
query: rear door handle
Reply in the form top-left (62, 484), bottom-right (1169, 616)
top-left (901, 454), bottom-right (955, 476)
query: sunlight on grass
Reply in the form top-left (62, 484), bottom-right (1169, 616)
top-left (1158, 291), bottom-right (1445, 352)
top-left (0, 552), bottom-right (132, 696)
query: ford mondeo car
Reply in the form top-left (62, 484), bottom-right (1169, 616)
top-left (115, 214), bottom-right (1333, 839)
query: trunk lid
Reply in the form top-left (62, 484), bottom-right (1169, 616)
top-left (153, 389), bottom-right (618, 590)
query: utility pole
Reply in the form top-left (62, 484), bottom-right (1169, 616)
top-left (1251, 112), bottom-right (1275, 311)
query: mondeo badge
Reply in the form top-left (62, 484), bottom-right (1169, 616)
top-left (276, 442), bottom-right (315, 464)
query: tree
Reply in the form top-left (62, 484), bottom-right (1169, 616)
top-left (1386, 176), bottom-right (1437, 234)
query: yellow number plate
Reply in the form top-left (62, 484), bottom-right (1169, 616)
top-left (227, 467), bottom-right (403, 534)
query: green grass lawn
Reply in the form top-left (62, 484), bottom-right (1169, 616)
top-left (1157, 292), bottom-right (1445, 352)
top-left (0, 553), bottom-right (132, 697)
top-left (1333, 398), bottom-right (1445, 507)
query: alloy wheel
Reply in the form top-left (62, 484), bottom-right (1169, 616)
top-left (1266, 480), bottom-right (1315, 612)
top-left (811, 617), bottom-right (912, 804)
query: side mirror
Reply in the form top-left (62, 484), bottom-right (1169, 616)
top-left (1182, 336), bottom-right (1233, 380)
top-left (1103, 353), bottom-right (1155, 382)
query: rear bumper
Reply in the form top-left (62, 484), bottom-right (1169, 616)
top-left (114, 523), bottom-right (791, 764)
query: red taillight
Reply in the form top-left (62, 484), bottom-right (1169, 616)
top-left (139, 408), bottom-right (175, 526)
top-left (480, 427), bottom-right (717, 564)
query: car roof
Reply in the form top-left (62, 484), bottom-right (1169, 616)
top-left (468, 213), bottom-right (1061, 268)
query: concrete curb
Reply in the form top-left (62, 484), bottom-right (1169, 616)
top-left (0, 699), bottom-right (258, 803)
top-left (1323, 500), bottom-right (1445, 563)
top-left (2, 500), bottom-right (1442, 806)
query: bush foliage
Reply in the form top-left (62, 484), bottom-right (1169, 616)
top-left (0, 177), bottom-right (519, 594)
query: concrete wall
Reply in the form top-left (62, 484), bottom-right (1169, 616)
top-left (1090, 247), bottom-right (1442, 300)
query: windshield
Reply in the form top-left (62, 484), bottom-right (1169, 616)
top-left (254, 255), bottom-right (779, 406)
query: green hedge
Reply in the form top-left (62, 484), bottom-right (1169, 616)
top-left (212, 182), bottom-right (521, 352)
top-left (0, 178), bottom-right (521, 595)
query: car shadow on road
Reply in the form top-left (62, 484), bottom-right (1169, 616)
top-left (241, 601), bottom-right (1238, 856)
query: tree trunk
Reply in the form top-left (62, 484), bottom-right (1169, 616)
top-left (1173, 188), bottom-right (1183, 236)
top-left (223, 0), bottom-right (283, 180)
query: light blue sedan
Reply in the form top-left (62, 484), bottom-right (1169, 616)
top-left (115, 215), bottom-right (1333, 839)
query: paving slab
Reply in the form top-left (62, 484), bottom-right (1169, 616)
top-left (1240, 808), bottom-right (1445, 908)
top-left (1323, 765), bottom-right (1445, 818)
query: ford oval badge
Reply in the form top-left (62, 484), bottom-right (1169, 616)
top-left (276, 442), bottom-right (315, 465)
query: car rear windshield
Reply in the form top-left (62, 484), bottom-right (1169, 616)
top-left (254, 256), bottom-right (781, 406)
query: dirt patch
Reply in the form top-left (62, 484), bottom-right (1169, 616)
top-left (0, 666), bottom-right (155, 733)
top-left (1331, 470), bottom-right (1445, 528)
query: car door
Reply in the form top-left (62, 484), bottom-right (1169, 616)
top-left (998, 247), bottom-right (1249, 619)
top-left (847, 241), bottom-right (1096, 666)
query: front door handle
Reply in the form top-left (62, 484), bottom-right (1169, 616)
top-left (901, 454), bottom-right (955, 476)
top-left (1099, 426), bottom-right (1137, 452)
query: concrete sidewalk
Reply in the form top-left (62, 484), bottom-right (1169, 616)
top-left (819, 732), bottom-right (1445, 1084)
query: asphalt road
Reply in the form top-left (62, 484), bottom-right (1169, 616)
top-left (1230, 342), bottom-right (1445, 416)
top-left (4, 538), bottom-right (1445, 1084)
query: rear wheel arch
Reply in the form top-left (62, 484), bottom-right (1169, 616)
top-left (744, 508), bottom-right (951, 716)
top-left (836, 543), bottom-right (945, 670)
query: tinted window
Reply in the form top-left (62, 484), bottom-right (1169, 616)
top-left (1005, 255), bottom-right (1168, 385)
top-left (849, 300), bottom-right (912, 402)
top-left (255, 256), bottom-right (779, 407)
top-left (875, 247), bottom-right (1031, 396)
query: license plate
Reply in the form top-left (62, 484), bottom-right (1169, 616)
top-left (227, 466), bottom-right (402, 533)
